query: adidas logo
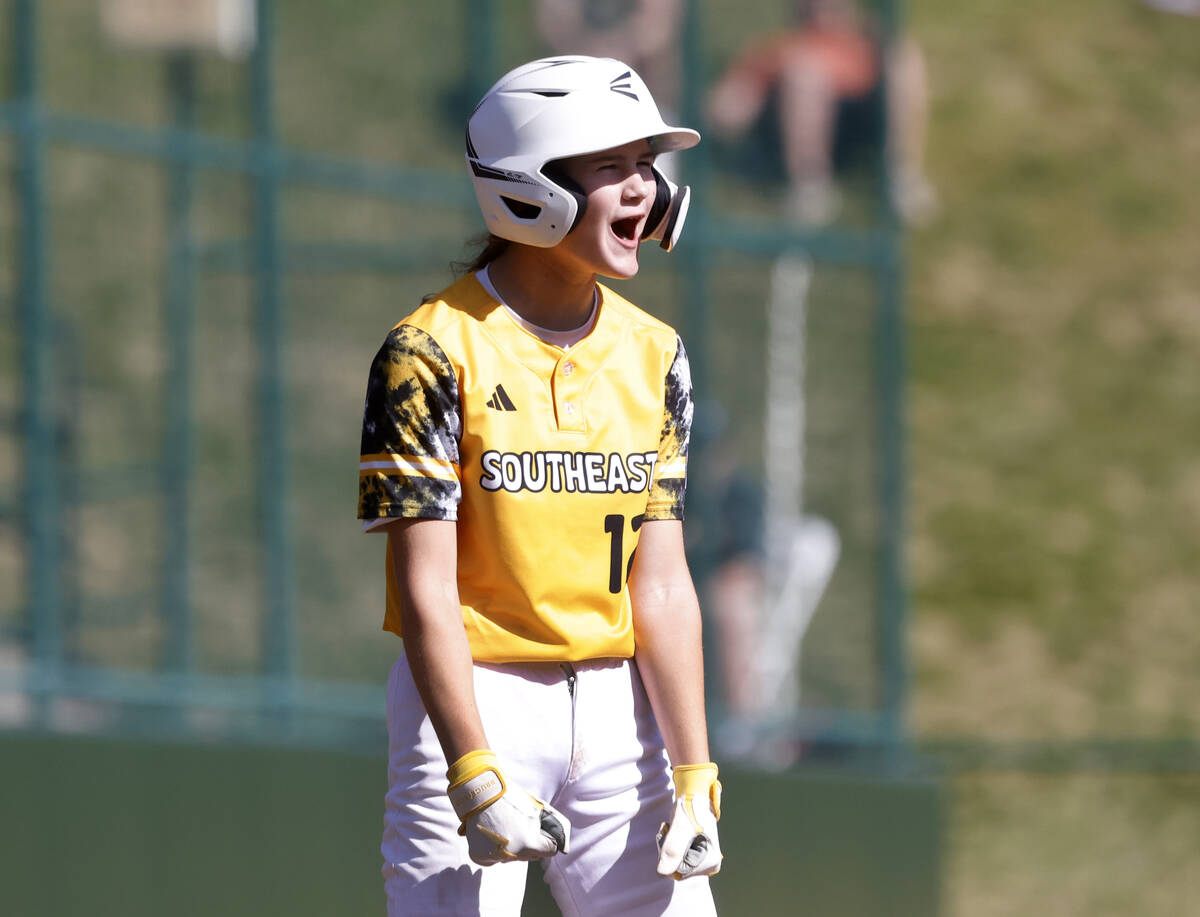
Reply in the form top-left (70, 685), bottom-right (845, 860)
top-left (485, 384), bottom-right (517, 412)
top-left (610, 72), bottom-right (638, 101)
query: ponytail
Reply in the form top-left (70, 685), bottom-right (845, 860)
top-left (421, 233), bottom-right (512, 305)
top-left (455, 233), bottom-right (511, 275)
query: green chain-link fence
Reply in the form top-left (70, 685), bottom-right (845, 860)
top-left (1, 0), bottom-right (908, 763)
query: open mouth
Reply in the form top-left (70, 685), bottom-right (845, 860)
top-left (611, 216), bottom-right (640, 242)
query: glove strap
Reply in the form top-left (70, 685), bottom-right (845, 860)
top-left (672, 763), bottom-right (721, 820)
top-left (447, 749), bottom-right (506, 823)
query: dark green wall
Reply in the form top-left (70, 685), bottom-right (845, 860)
top-left (1, 733), bottom-right (941, 916)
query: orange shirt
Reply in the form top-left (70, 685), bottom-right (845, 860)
top-left (732, 26), bottom-right (879, 101)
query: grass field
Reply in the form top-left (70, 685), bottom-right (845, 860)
top-left (946, 773), bottom-right (1200, 917)
top-left (909, 0), bottom-right (1200, 742)
top-left (907, 1), bottom-right (1200, 913)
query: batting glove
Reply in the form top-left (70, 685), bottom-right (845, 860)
top-left (656, 762), bottom-right (723, 879)
top-left (446, 750), bottom-right (571, 866)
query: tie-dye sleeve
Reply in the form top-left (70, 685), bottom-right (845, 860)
top-left (644, 335), bottom-right (693, 521)
top-left (358, 323), bottom-right (462, 522)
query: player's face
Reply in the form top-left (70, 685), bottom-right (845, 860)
top-left (553, 140), bottom-right (657, 280)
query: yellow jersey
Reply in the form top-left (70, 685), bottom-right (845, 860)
top-left (357, 272), bottom-right (692, 663)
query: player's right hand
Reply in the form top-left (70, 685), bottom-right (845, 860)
top-left (447, 749), bottom-right (571, 866)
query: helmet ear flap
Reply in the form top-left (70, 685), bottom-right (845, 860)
top-left (642, 165), bottom-right (691, 251)
top-left (644, 166), bottom-right (673, 240)
top-left (541, 162), bottom-right (588, 235)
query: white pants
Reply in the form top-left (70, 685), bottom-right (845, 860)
top-left (382, 654), bottom-right (718, 917)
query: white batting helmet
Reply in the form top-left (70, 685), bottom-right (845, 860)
top-left (465, 56), bottom-right (701, 250)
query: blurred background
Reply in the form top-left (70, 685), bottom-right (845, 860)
top-left (2, 0), bottom-right (1198, 914)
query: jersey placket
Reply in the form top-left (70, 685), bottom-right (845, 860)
top-left (551, 352), bottom-right (587, 433)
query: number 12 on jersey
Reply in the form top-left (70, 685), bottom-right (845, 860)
top-left (603, 513), bottom-right (645, 594)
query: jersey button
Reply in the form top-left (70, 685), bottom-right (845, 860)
top-left (563, 402), bottom-right (576, 414)
top-left (561, 361), bottom-right (575, 376)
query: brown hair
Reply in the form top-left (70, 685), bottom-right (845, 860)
top-left (421, 233), bottom-right (512, 305)
top-left (455, 232), bottom-right (511, 275)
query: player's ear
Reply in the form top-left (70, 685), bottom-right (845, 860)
top-left (642, 166), bottom-right (691, 252)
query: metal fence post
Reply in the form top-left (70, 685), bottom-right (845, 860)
top-left (251, 0), bottom-right (296, 714)
top-left (875, 0), bottom-right (911, 766)
top-left (160, 53), bottom-right (199, 674)
top-left (676, 0), bottom-right (724, 716)
top-left (875, 243), bottom-right (910, 765)
top-left (13, 0), bottom-right (61, 720)
top-left (464, 0), bottom-right (497, 110)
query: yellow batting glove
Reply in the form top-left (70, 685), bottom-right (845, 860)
top-left (447, 750), bottom-right (571, 867)
top-left (656, 762), bottom-right (723, 879)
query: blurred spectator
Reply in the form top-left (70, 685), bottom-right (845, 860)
top-left (1140, 0), bottom-right (1200, 14)
top-left (535, 0), bottom-right (685, 114)
top-left (706, 0), bottom-right (937, 225)
top-left (706, 468), bottom-right (768, 717)
top-left (687, 404), bottom-right (770, 718)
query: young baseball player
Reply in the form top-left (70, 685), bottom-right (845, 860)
top-left (357, 56), bottom-right (721, 916)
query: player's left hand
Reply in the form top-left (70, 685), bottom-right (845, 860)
top-left (656, 762), bottom-right (723, 879)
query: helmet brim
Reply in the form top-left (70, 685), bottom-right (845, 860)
top-left (648, 127), bottom-right (702, 155)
